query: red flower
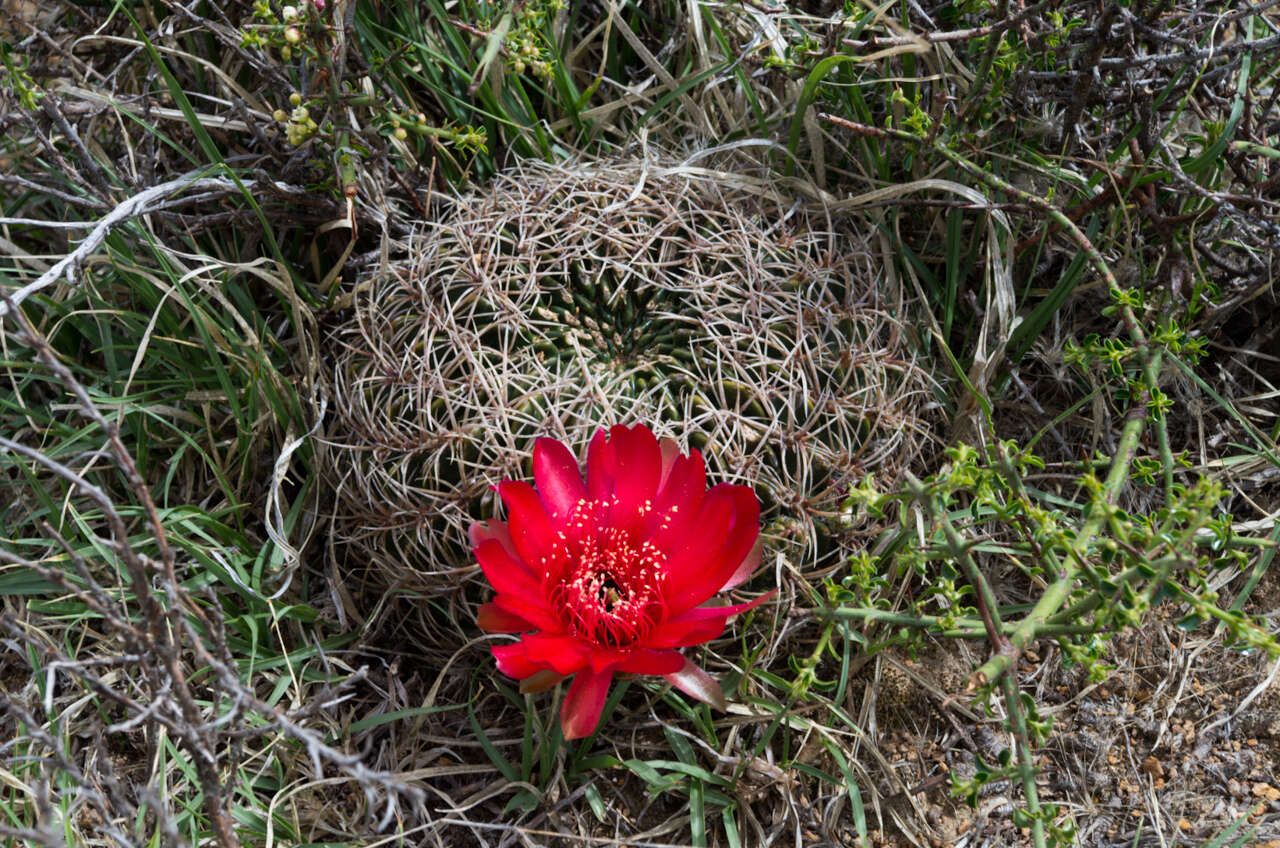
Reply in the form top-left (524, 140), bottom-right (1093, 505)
top-left (473, 424), bottom-right (772, 740)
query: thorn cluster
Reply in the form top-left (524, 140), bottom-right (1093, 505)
top-left (323, 157), bottom-right (935, 593)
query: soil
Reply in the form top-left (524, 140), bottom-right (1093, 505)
top-left (864, 582), bottom-right (1280, 847)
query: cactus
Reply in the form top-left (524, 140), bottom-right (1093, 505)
top-left (323, 158), bottom-right (934, 593)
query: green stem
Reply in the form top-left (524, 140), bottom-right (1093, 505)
top-left (1001, 672), bottom-right (1046, 848)
top-left (823, 608), bottom-right (1094, 639)
top-left (790, 620), bottom-right (835, 697)
top-left (1230, 140), bottom-right (1280, 159)
top-left (913, 477), bottom-right (1009, 647)
top-left (972, 378), bottom-right (1155, 686)
top-left (1155, 409), bottom-right (1176, 500)
top-left (313, 15), bottom-right (358, 199)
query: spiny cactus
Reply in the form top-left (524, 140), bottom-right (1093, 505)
top-left (323, 158), bottom-right (935, 593)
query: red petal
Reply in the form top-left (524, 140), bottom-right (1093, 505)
top-left (493, 642), bottom-right (544, 679)
top-left (664, 658), bottom-right (726, 710)
top-left (657, 438), bottom-right (681, 489)
top-left (586, 646), bottom-right (629, 673)
top-left (721, 536), bottom-right (763, 592)
top-left (561, 667), bottom-right (613, 740)
top-left (469, 519), bottom-right (518, 559)
top-left (604, 425), bottom-right (661, 526)
top-left (657, 447), bottom-right (704, 505)
top-left (519, 669), bottom-right (564, 694)
top-left (475, 538), bottom-right (541, 599)
top-left (648, 449), bottom-right (705, 545)
top-left (477, 602), bottom-right (534, 633)
top-left (719, 588), bottom-right (775, 618)
top-left (645, 590), bottom-right (776, 649)
top-left (586, 429), bottom-right (612, 501)
top-left (658, 490), bottom-right (734, 601)
top-left (665, 485), bottom-right (760, 614)
top-left (498, 481), bottom-right (559, 569)
top-left (617, 649), bottom-right (685, 675)
top-left (581, 646), bottom-right (683, 675)
top-left (492, 595), bottom-right (562, 632)
top-left (645, 615), bottom-right (727, 649)
top-left (533, 438), bottom-right (586, 520)
top-left (521, 632), bottom-right (590, 675)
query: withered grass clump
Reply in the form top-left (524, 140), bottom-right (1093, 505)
top-left (323, 158), bottom-right (936, 592)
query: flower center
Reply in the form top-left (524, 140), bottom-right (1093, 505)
top-left (547, 500), bottom-right (666, 647)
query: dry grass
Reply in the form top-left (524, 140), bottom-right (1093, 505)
top-left (2, 0), bottom-right (1279, 843)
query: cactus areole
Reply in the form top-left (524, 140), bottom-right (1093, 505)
top-left (473, 424), bottom-right (773, 740)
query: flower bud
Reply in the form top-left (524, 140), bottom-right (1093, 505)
top-left (280, 45), bottom-right (292, 60)
top-left (289, 92), bottom-right (302, 106)
top-left (284, 26), bottom-right (301, 43)
top-left (393, 127), bottom-right (408, 140)
top-left (282, 4), bottom-right (298, 19)
top-left (273, 109), bottom-right (288, 122)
